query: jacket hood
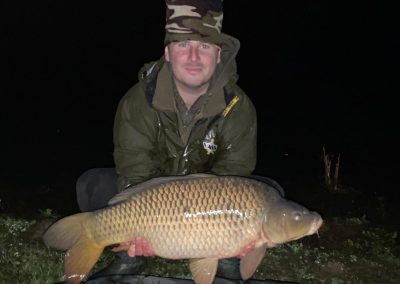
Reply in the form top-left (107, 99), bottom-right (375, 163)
top-left (212, 33), bottom-right (240, 91)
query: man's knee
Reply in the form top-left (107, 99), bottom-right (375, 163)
top-left (76, 168), bottom-right (118, 211)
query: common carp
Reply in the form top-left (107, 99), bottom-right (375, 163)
top-left (43, 174), bottom-right (323, 284)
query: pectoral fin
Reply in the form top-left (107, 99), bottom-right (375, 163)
top-left (240, 244), bottom-right (267, 280)
top-left (189, 258), bottom-right (218, 284)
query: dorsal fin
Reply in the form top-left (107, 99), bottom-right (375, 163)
top-left (250, 175), bottom-right (285, 197)
top-left (108, 173), bottom-right (217, 205)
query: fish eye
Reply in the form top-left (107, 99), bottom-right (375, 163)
top-left (292, 212), bottom-right (302, 221)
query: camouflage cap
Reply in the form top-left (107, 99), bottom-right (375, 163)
top-left (164, 0), bottom-right (224, 46)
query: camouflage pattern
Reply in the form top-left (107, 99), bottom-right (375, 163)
top-left (164, 0), bottom-right (224, 46)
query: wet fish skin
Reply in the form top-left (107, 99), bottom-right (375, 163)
top-left (43, 174), bottom-right (323, 284)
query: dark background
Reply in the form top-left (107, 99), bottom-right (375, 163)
top-left (2, 2), bottom-right (398, 214)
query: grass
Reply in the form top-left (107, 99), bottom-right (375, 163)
top-left (0, 215), bottom-right (64, 283)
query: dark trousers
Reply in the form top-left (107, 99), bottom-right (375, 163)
top-left (76, 168), bottom-right (119, 212)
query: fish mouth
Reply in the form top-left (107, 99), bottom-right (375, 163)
top-left (289, 216), bottom-right (323, 242)
top-left (307, 216), bottom-right (323, 236)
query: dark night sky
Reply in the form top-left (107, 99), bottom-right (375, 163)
top-left (3, 2), bottom-right (398, 199)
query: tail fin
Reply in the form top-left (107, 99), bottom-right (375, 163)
top-left (43, 213), bottom-right (90, 250)
top-left (43, 212), bottom-right (104, 283)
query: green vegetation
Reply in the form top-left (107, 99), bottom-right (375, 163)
top-left (0, 212), bottom-right (399, 283)
top-left (0, 215), bottom-right (63, 283)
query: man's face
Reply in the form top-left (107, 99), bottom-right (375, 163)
top-left (165, 40), bottom-right (221, 91)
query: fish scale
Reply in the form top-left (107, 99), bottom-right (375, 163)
top-left (88, 177), bottom-right (266, 259)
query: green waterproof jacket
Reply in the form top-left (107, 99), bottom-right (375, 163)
top-left (113, 34), bottom-right (257, 191)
